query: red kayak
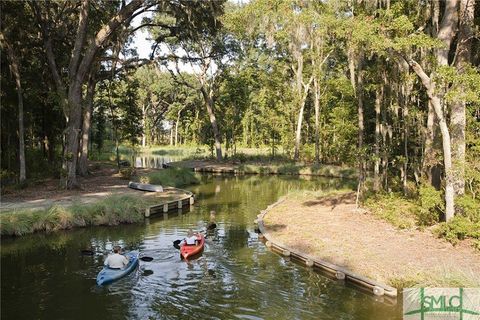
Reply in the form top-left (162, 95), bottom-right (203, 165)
top-left (180, 234), bottom-right (205, 260)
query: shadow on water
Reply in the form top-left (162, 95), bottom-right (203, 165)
top-left (1, 174), bottom-right (402, 320)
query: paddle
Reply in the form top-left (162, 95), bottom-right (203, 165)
top-left (81, 249), bottom-right (153, 261)
top-left (173, 240), bottom-right (182, 249)
top-left (139, 256), bottom-right (154, 262)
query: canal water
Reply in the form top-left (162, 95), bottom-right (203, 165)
top-left (1, 174), bottom-right (402, 319)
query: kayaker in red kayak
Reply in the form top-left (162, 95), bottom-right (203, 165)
top-left (179, 229), bottom-right (201, 247)
top-left (179, 230), bottom-right (205, 260)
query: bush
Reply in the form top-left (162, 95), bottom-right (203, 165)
top-left (363, 193), bottom-right (418, 229)
top-left (417, 185), bottom-right (444, 226)
top-left (0, 169), bottom-right (17, 187)
top-left (455, 195), bottom-right (480, 222)
top-left (434, 216), bottom-right (480, 245)
top-left (139, 167), bottom-right (200, 188)
top-left (119, 167), bottom-right (136, 180)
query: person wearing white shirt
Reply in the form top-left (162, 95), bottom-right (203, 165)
top-left (180, 229), bottom-right (199, 246)
top-left (104, 246), bottom-right (129, 269)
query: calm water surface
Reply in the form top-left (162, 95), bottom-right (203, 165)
top-left (1, 174), bottom-right (402, 319)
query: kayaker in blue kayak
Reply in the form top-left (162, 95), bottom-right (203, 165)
top-left (104, 246), bottom-right (129, 269)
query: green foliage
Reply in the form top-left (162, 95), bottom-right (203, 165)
top-left (138, 168), bottom-right (200, 188)
top-left (0, 195), bottom-right (147, 236)
top-left (363, 193), bottom-right (418, 229)
top-left (455, 195), bottom-right (480, 223)
top-left (0, 169), bottom-right (17, 187)
top-left (119, 167), bottom-right (136, 180)
top-left (434, 217), bottom-right (480, 246)
top-left (417, 185), bottom-right (444, 226)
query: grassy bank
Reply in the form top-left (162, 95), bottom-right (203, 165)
top-left (0, 195), bottom-right (151, 237)
top-left (236, 163), bottom-right (356, 178)
top-left (168, 160), bottom-right (357, 179)
top-left (138, 167), bottom-right (200, 188)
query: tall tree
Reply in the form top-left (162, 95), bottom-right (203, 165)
top-left (450, 0), bottom-right (475, 196)
top-left (0, 32), bottom-right (26, 182)
top-left (152, 0), bottom-right (227, 160)
top-left (31, 0), bottom-right (149, 188)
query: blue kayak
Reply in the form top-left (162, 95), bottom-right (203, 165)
top-left (96, 251), bottom-right (139, 285)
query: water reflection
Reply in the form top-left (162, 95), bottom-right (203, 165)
top-left (135, 155), bottom-right (177, 169)
top-left (1, 174), bottom-right (401, 320)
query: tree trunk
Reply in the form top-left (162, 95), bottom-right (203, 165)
top-left (450, 0), bottom-right (474, 196)
top-left (294, 98), bottom-right (306, 161)
top-left (63, 83), bottom-right (84, 188)
top-left (17, 74), bottom-right (26, 183)
top-left (200, 87), bottom-right (222, 161)
top-left (313, 77), bottom-right (321, 164)
top-left (423, 101), bottom-right (442, 188)
top-left (374, 84), bottom-right (383, 191)
top-left (0, 33), bottom-right (26, 183)
top-left (402, 84), bottom-right (409, 195)
top-left (78, 74), bottom-right (95, 176)
top-left (293, 54), bottom-right (305, 161)
top-left (432, 97), bottom-right (455, 220)
top-left (141, 104), bottom-right (146, 148)
top-left (354, 52), bottom-right (365, 207)
top-left (175, 119), bottom-right (179, 146)
top-left (356, 60), bottom-right (365, 165)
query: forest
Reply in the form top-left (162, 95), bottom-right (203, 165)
top-left (1, 0), bottom-right (479, 233)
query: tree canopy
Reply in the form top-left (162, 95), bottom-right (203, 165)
top-left (1, 0), bottom-right (479, 221)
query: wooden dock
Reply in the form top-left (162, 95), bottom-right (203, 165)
top-left (143, 187), bottom-right (195, 218)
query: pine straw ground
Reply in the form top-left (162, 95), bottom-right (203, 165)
top-left (1, 164), bottom-right (189, 212)
top-left (263, 192), bottom-right (480, 288)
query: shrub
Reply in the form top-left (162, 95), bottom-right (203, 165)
top-left (139, 168), bottom-right (199, 188)
top-left (0, 169), bottom-right (17, 187)
top-left (455, 195), bottom-right (480, 222)
top-left (417, 185), bottom-right (443, 226)
top-left (119, 167), bottom-right (136, 180)
top-left (434, 216), bottom-right (480, 245)
top-left (363, 193), bottom-right (418, 229)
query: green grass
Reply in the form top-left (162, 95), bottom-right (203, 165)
top-left (388, 268), bottom-right (480, 288)
top-left (363, 193), bottom-right (419, 229)
top-left (0, 195), bottom-right (150, 237)
top-left (138, 167), bottom-right (200, 188)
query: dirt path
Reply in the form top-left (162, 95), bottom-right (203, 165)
top-left (263, 192), bottom-right (480, 288)
top-left (0, 164), bottom-right (187, 212)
